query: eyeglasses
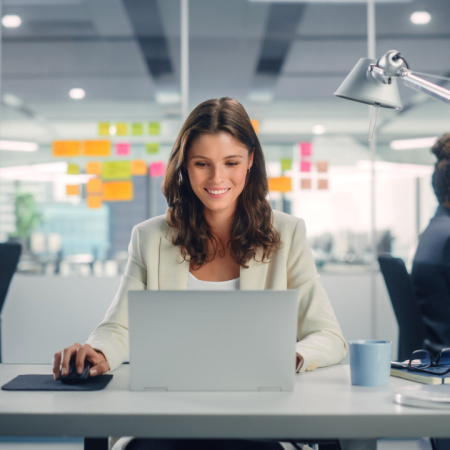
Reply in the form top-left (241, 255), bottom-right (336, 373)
top-left (407, 348), bottom-right (450, 375)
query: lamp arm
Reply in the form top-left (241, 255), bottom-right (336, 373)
top-left (399, 68), bottom-right (450, 104)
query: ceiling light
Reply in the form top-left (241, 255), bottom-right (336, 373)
top-left (69, 88), bottom-right (85, 100)
top-left (390, 136), bottom-right (437, 150)
top-left (0, 140), bottom-right (38, 152)
top-left (2, 15), bottom-right (22, 28)
top-left (2, 94), bottom-right (23, 107)
top-left (312, 124), bottom-right (326, 135)
top-left (410, 11), bottom-right (431, 25)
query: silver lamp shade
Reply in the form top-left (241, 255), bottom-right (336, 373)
top-left (335, 58), bottom-right (403, 110)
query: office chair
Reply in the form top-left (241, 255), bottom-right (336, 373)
top-left (377, 253), bottom-right (429, 361)
top-left (0, 242), bottom-right (22, 363)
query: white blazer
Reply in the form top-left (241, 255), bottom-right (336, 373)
top-left (87, 209), bottom-right (347, 372)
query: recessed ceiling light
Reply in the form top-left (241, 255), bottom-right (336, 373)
top-left (69, 88), bottom-right (85, 100)
top-left (390, 136), bottom-right (437, 150)
top-left (2, 94), bottom-right (23, 107)
top-left (410, 11), bottom-right (431, 25)
top-left (312, 124), bottom-right (326, 135)
top-left (0, 140), bottom-right (38, 152)
top-left (2, 15), bottom-right (22, 28)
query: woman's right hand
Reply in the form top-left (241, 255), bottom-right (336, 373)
top-left (52, 342), bottom-right (110, 380)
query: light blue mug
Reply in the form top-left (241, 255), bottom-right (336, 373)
top-left (349, 340), bottom-right (392, 386)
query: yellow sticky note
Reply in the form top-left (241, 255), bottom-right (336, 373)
top-left (66, 185), bottom-right (80, 196)
top-left (148, 122), bottom-right (160, 135)
top-left (86, 161), bottom-right (102, 175)
top-left (103, 181), bottom-right (133, 201)
top-left (251, 119), bottom-right (259, 134)
top-left (83, 140), bottom-right (111, 157)
top-left (146, 143), bottom-right (159, 154)
top-left (98, 122), bottom-right (110, 136)
top-left (102, 161), bottom-right (131, 180)
top-left (87, 195), bottom-right (103, 209)
top-left (131, 160), bottom-right (147, 176)
top-left (67, 163), bottom-right (80, 175)
top-left (116, 123), bottom-right (128, 136)
top-left (52, 141), bottom-right (81, 157)
top-left (132, 122), bottom-right (144, 136)
top-left (281, 158), bottom-right (292, 172)
top-left (87, 178), bottom-right (103, 194)
top-left (268, 176), bottom-right (292, 193)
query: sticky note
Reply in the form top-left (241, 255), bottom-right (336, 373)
top-left (66, 185), bottom-right (80, 196)
top-left (83, 140), bottom-right (111, 157)
top-left (102, 161), bottom-right (131, 180)
top-left (67, 163), bottom-right (80, 175)
top-left (299, 142), bottom-right (312, 157)
top-left (251, 119), bottom-right (259, 134)
top-left (86, 161), bottom-right (102, 175)
top-left (281, 158), bottom-right (292, 172)
top-left (52, 141), bottom-right (81, 157)
top-left (301, 179), bottom-right (312, 190)
top-left (131, 160), bottom-right (147, 176)
top-left (116, 142), bottom-right (131, 156)
top-left (268, 176), bottom-right (292, 193)
top-left (149, 161), bottom-right (165, 177)
top-left (103, 181), bottom-right (133, 201)
top-left (87, 195), bottom-right (103, 209)
top-left (300, 161), bottom-right (311, 173)
top-left (146, 143), bottom-right (160, 154)
top-left (116, 123), bottom-right (128, 136)
top-left (132, 122), bottom-right (144, 136)
top-left (98, 122), bottom-right (110, 136)
top-left (148, 122), bottom-right (160, 135)
top-left (318, 179), bottom-right (329, 190)
top-left (87, 178), bottom-right (103, 194)
top-left (317, 161), bottom-right (328, 173)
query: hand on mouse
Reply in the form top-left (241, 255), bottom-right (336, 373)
top-left (53, 343), bottom-right (110, 380)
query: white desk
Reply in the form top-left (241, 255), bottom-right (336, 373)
top-left (1, 364), bottom-right (449, 440)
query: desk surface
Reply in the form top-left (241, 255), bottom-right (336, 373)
top-left (1, 364), bottom-right (450, 440)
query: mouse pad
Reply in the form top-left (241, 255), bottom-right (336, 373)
top-left (1, 374), bottom-right (113, 391)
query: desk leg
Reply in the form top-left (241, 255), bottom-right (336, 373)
top-left (84, 437), bottom-right (109, 450)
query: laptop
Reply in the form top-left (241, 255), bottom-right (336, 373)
top-left (128, 290), bottom-right (298, 392)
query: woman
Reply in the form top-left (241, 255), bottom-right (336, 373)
top-left (53, 97), bottom-right (347, 449)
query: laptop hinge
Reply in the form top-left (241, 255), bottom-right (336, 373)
top-left (258, 387), bottom-right (282, 392)
top-left (144, 387), bottom-right (168, 392)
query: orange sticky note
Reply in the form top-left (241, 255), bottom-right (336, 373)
top-left (317, 161), bottom-right (328, 173)
top-left (66, 185), bottom-right (80, 196)
top-left (131, 160), bottom-right (147, 176)
top-left (268, 176), bottom-right (292, 193)
top-left (103, 181), bottom-right (133, 201)
top-left (87, 195), bottom-right (103, 209)
top-left (251, 119), bottom-right (259, 134)
top-left (318, 179), bottom-right (329, 190)
top-left (83, 140), bottom-right (111, 157)
top-left (52, 141), bottom-right (81, 157)
top-left (301, 179), bottom-right (312, 190)
top-left (87, 178), bottom-right (103, 194)
top-left (86, 161), bottom-right (102, 175)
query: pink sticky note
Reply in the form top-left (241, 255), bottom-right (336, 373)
top-left (299, 142), bottom-right (312, 157)
top-left (149, 161), bottom-right (166, 177)
top-left (300, 161), bottom-right (311, 172)
top-left (116, 142), bottom-right (130, 156)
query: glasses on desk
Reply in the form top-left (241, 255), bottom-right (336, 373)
top-left (407, 348), bottom-right (450, 375)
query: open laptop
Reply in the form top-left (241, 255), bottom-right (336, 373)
top-left (128, 290), bottom-right (298, 392)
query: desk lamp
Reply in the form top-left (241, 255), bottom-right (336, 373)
top-left (335, 50), bottom-right (450, 139)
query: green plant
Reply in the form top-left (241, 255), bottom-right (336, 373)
top-left (10, 192), bottom-right (42, 238)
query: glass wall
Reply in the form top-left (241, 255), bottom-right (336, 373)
top-left (0, 0), bottom-right (448, 275)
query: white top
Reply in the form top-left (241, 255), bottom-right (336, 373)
top-left (186, 271), bottom-right (240, 290)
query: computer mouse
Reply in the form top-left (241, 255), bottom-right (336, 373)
top-left (60, 357), bottom-right (92, 384)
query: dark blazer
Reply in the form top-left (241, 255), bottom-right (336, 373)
top-left (411, 205), bottom-right (450, 345)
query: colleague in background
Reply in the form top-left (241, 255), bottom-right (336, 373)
top-left (53, 97), bottom-right (347, 450)
top-left (412, 133), bottom-right (450, 348)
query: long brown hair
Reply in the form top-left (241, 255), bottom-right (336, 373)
top-left (431, 133), bottom-right (450, 204)
top-left (162, 97), bottom-right (280, 268)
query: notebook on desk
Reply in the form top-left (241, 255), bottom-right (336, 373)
top-left (128, 290), bottom-right (298, 392)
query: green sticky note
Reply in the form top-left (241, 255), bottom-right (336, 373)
top-left (148, 122), bottom-right (160, 135)
top-left (102, 161), bottom-right (132, 180)
top-left (281, 158), bottom-right (292, 172)
top-left (67, 163), bottom-right (80, 175)
top-left (98, 122), bottom-right (110, 136)
top-left (116, 123), bottom-right (128, 136)
top-left (132, 122), bottom-right (144, 136)
top-left (146, 143), bottom-right (160, 154)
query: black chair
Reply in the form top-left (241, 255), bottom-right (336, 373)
top-left (0, 242), bottom-right (22, 363)
top-left (377, 253), bottom-right (428, 361)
